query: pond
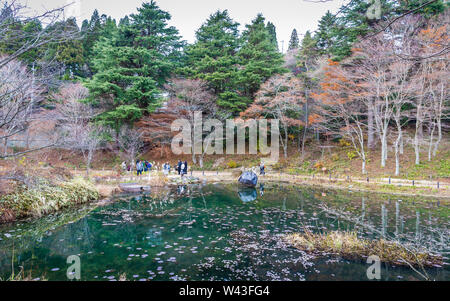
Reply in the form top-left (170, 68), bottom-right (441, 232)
top-left (0, 183), bottom-right (448, 281)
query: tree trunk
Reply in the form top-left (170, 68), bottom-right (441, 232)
top-left (3, 138), bottom-right (7, 156)
top-left (414, 120), bottom-right (421, 165)
top-left (301, 100), bottom-right (309, 159)
top-left (86, 150), bottom-right (93, 178)
top-left (400, 133), bottom-right (404, 155)
top-left (428, 122), bottom-right (435, 162)
top-left (433, 118), bottom-right (442, 157)
top-left (367, 101), bottom-right (375, 149)
top-left (301, 125), bottom-right (307, 159)
top-left (395, 134), bottom-right (401, 176)
top-left (199, 156), bottom-right (203, 169)
top-left (283, 127), bottom-right (288, 158)
top-left (381, 130), bottom-right (388, 168)
top-left (361, 154), bottom-right (366, 175)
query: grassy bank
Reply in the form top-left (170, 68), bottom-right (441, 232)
top-left (0, 177), bottom-right (99, 223)
top-left (283, 230), bottom-right (443, 268)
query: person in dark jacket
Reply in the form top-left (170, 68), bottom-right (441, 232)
top-left (183, 161), bottom-right (188, 175)
top-left (177, 160), bottom-right (182, 175)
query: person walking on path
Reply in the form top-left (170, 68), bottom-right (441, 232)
top-left (163, 162), bottom-right (169, 176)
top-left (180, 161), bottom-right (185, 177)
top-left (136, 160), bottom-right (143, 176)
top-left (259, 162), bottom-right (265, 176)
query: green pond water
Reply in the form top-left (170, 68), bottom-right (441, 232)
top-left (0, 183), bottom-right (448, 281)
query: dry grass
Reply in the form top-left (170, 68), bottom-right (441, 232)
top-left (0, 177), bottom-right (99, 223)
top-left (283, 230), bottom-right (443, 268)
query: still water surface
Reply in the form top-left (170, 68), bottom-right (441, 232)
top-left (0, 184), bottom-right (448, 281)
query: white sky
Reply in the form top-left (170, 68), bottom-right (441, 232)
top-left (22, 0), bottom-right (347, 52)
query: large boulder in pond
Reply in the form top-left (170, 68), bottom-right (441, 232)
top-left (238, 171), bottom-right (258, 187)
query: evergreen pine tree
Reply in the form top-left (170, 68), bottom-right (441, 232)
top-left (314, 10), bottom-right (336, 55)
top-left (47, 17), bottom-right (84, 78)
top-left (238, 14), bottom-right (286, 102)
top-left (85, 1), bottom-right (185, 133)
top-left (81, 19), bottom-right (89, 32)
top-left (315, 1), bottom-right (397, 60)
top-left (0, 15), bottom-right (44, 66)
top-left (81, 9), bottom-right (104, 75)
top-left (266, 21), bottom-right (278, 50)
top-left (298, 30), bottom-right (318, 72)
top-left (180, 10), bottom-right (242, 112)
top-left (288, 28), bottom-right (299, 50)
top-left (119, 16), bottom-right (130, 27)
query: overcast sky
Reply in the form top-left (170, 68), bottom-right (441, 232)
top-left (22, 0), bottom-right (347, 52)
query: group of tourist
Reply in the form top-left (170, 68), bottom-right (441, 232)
top-left (121, 160), bottom-right (153, 175)
top-left (176, 160), bottom-right (188, 176)
top-left (120, 159), bottom-right (263, 177)
top-left (120, 159), bottom-right (189, 177)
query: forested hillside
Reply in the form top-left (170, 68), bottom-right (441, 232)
top-left (0, 0), bottom-right (448, 180)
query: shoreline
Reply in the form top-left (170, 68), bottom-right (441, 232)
top-left (1, 171), bottom-right (447, 226)
top-left (94, 170), bottom-right (450, 200)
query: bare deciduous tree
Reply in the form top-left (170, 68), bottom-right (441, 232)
top-left (314, 60), bottom-right (368, 174)
top-left (53, 82), bottom-right (103, 177)
top-left (163, 78), bottom-right (220, 164)
top-left (243, 74), bottom-right (305, 158)
top-left (79, 125), bottom-right (104, 177)
top-left (0, 1), bottom-right (78, 69)
top-left (0, 56), bottom-right (43, 157)
top-left (412, 15), bottom-right (449, 164)
top-left (116, 126), bottom-right (144, 170)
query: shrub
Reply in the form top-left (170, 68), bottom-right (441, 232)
top-left (227, 160), bottom-right (238, 169)
top-left (331, 154), bottom-right (340, 161)
top-left (347, 151), bottom-right (357, 160)
top-left (314, 162), bottom-right (324, 170)
top-left (339, 139), bottom-right (351, 147)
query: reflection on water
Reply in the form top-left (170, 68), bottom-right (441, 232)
top-left (238, 188), bottom-right (257, 203)
top-left (0, 184), bottom-right (448, 281)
